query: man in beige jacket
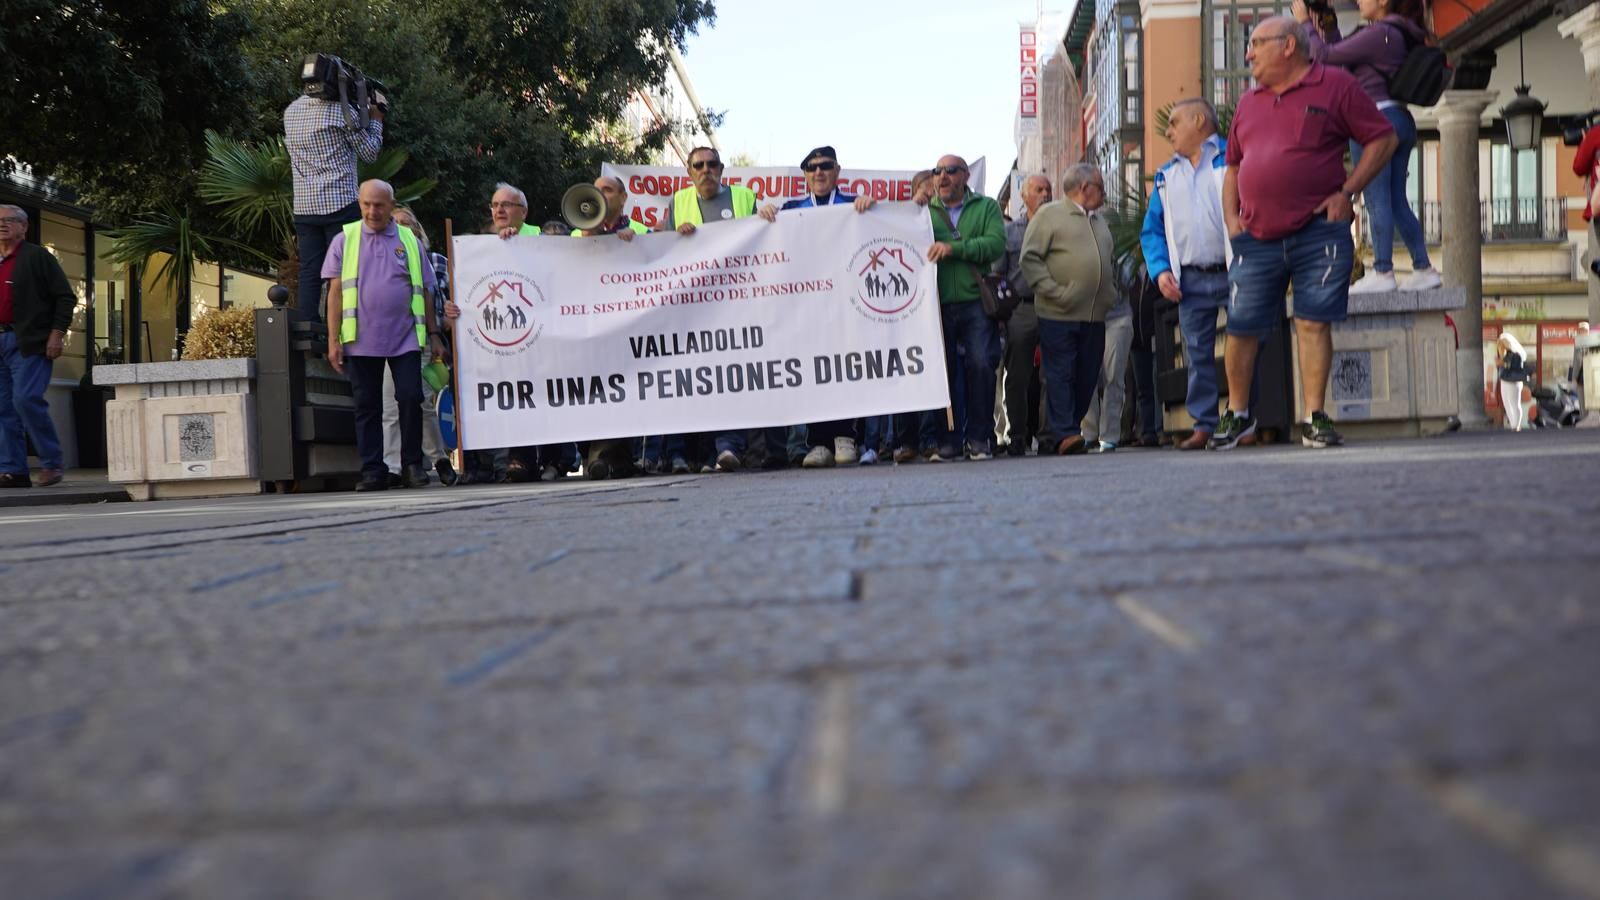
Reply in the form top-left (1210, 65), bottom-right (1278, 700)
top-left (1020, 163), bottom-right (1117, 455)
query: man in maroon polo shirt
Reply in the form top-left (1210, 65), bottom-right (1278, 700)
top-left (1215, 15), bottom-right (1397, 451)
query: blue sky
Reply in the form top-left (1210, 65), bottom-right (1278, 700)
top-left (678, 0), bottom-right (1057, 194)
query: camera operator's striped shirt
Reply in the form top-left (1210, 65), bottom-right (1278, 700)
top-left (284, 94), bottom-right (384, 216)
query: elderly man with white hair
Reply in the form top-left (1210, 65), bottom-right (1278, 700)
top-left (1020, 163), bottom-right (1117, 456)
top-left (322, 179), bottom-right (441, 491)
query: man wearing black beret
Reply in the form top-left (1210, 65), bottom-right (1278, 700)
top-left (765, 147), bottom-right (879, 468)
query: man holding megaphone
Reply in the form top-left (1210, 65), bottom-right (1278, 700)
top-left (566, 174), bottom-right (649, 479)
top-left (565, 176), bottom-right (649, 239)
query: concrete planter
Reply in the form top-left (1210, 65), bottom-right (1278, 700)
top-left (92, 359), bottom-right (260, 501)
top-left (1290, 287), bottom-right (1466, 437)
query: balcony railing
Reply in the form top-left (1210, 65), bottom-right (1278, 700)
top-left (1420, 198), bottom-right (1568, 244)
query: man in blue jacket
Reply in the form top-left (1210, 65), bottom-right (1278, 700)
top-left (769, 146), bottom-right (878, 468)
top-left (1140, 97), bottom-right (1241, 450)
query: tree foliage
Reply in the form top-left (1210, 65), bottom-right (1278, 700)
top-left (4, 0), bottom-right (717, 244)
top-left (0, 0), bottom-right (257, 217)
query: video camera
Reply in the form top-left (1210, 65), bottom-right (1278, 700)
top-left (300, 53), bottom-right (389, 129)
top-left (1561, 109), bottom-right (1600, 147)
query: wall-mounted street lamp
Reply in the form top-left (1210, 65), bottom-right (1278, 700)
top-left (1500, 30), bottom-right (1546, 152)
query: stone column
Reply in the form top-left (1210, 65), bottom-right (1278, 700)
top-left (1438, 90), bottom-right (1499, 428)
top-left (1559, 3), bottom-right (1600, 325)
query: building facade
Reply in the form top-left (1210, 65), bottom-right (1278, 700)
top-left (1113, 0), bottom-right (1600, 425)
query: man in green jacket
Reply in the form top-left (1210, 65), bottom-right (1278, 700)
top-left (1020, 163), bottom-right (1116, 455)
top-left (0, 204), bottom-right (75, 488)
top-left (925, 154), bottom-right (1006, 461)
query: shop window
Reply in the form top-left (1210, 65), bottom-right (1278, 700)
top-left (39, 212), bottom-right (89, 382)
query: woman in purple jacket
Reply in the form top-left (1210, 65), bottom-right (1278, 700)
top-left (1295, 0), bottom-right (1441, 293)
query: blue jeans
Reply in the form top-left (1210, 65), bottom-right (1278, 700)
top-left (1228, 216), bottom-right (1354, 337)
top-left (862, 415), bottom-right (893, 453)
top-left (1037, 318), bottom-right (1105, 443)
top-left (0, 331), bottom-right (63, 473)
top-left (640, 433), bottom-right (685, 464)
top-left (293, 202), bottom-right (360, 323)
top-left (940, 300), bottom-right (1000, 452)
top-left (1352, 106), bottom-right (1429, 274)
top-left (1177, 268), bottom-right (1230, 433)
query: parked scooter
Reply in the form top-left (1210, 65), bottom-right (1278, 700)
top-left (1530, 379), bottom-right (1583, 429)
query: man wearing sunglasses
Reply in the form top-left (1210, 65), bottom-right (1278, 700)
top-left (660, 147), bottom-right (774, 236)
top-left (659, 147), bottom-right (777, 472)
top-left (924, 155), bottom-right (1006, 461)
top-left (0, 206), bottom-right (76, 488)
top-left (774, 146), bottom-right (878, 469)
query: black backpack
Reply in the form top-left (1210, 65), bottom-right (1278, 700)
top-left (1385, 22), bottom-right (1450, 107)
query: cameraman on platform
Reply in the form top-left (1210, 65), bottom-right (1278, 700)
top-left (285, 56), bottom-right (385, 323)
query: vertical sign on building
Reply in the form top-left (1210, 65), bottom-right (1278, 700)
top-left (1020, 25), bottom-right (1039, 134)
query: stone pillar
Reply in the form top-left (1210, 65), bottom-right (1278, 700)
top-left (1559, 3), bottom-right (1600, 325)
top-left (1437, 90), bottom-right (1499, 428)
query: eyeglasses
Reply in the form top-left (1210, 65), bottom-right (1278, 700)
top-left (690, 159), bottom-right (723, 171)
top-left (931, 166), bottom-right (967, 176)
top-left (1248, 34), bottom-right (1290, 49)
top-left (0, 217), bottom-right (25, 226)
top-left (489, 201), bottom-right (526, 210)
top-left (802, 161), bottom-right (837, 173)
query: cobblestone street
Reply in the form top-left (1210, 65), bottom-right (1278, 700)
top-left (3, 431), bottom-right (1599, 899)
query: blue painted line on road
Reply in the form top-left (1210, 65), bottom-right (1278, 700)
top-left (52, 849), bottom-right (184, 900)
top-left (446, 632), bottom-right (555, 688)
top-left (526, 548), bottom-right (571, 573)
top-left (248, 581), bottom-right (342, 611)
top-left (190, 563), bottom-right (286, 594)
top-left (1, 705), bottom-right (86, 748)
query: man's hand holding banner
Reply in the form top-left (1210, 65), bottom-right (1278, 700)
top-left (451, 202), bottom-right (951, 450)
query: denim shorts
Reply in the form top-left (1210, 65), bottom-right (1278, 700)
top-left (1227, 216), bottom-right (1355, 338)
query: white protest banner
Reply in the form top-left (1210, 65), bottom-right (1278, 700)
top-left (600, 158), bottom-right (986, 232)
top-left (451, 203), bottom-right (950, 450)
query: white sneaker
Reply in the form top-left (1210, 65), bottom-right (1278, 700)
top-left (1348, 270), bottom-right (1397, 294)
top-left (833, 436), bottom-right (858, 465)
top-left (858, 447), bottom-right (879, 465)
top-left (802, 445), bottom-right (834, 468)
top-left (715, 450), bottom-right (741, 472)
top-left (1400, 267), bottom-right (1442, 291)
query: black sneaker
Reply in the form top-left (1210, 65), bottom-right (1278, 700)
top-left (1301, 411), bottom-right (1345, 448)
top-left (1208, 410), bottom-right (1257, 451)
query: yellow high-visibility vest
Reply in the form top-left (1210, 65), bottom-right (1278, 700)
top-left (671, 185), bottom-right (756, 227)
top-left (338, 221), bottom-right (426, 348)
top-left (518, 223), bottom-right (541, 235)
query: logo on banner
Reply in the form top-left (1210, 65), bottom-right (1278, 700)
top-left (847, 238), bottom-right (925, 322)
top-left (466, 271), bottom-right (546, 357)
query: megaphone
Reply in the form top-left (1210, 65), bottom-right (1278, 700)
top-left (561, 184), bottom-right (607, 231)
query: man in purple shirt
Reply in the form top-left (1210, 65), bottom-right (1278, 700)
top-left (1217, 15), bottom-right (1397, 451)
top-left (323, 179), bottom-right (443, 490)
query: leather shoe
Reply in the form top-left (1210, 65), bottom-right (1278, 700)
top-left (1177, 430), bottom-right (1210, 451)
top-left (401, 463), bottom-right (429, 488)
top-left (36, 468), bottom-right (64, 486)
top-left (434, 458), bottom-right (458, 486)
top-left (1056, 435), bottom-right (1087, 455)
top-left (354, 476), bottom-right (388, 492)
top-left (0, 472), bottom-right (31, 488)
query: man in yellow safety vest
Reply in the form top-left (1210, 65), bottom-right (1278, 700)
top-left (324, 179), bottom-right (444, 491)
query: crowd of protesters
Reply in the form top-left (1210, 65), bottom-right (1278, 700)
top-left (0, 12), bottom-right (1467, 492)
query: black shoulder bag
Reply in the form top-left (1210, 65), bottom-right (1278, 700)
top-left (936, 205), bottom-right (1018, 323)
